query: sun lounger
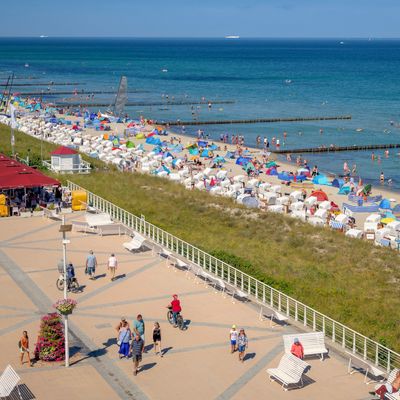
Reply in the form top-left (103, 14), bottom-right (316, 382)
top-left (85, 212), bottom-right (113, 227)
top-left (289, 201), bottom-right (305, 211)
top-left (267, 353), bottom-right (310, 391)
top-left (231, 288), bottom-right (249, 303)
top-left (0, 364), bottom-right (22, 399)
top-left (269, 310), bottom-right (289, 327)
top-left (123, 234), bottom-right (147, 252)
top-left (346, 351), bottom-right (386, 384)
top-left (283, 332), bottom-right (328, 360)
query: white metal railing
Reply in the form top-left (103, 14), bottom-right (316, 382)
top-left (67, 180), bottom-right (400, 372)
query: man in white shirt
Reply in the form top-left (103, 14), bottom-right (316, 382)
top-left (108, 253), bottom-right (118, 281)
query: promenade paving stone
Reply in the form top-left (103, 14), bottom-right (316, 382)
top-left (0, 215), bottom-right (374, 399)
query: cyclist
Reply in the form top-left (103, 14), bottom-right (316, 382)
top-left (169, 294), bottom-right (182, 327)
top-left (66, 262), bottom-right (76, 291)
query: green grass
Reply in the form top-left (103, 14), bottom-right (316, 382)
top-left (2, 123), bottom-right (400, 351)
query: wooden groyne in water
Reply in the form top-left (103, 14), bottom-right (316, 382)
top-left (156, 115), bottom-right (352, 126)
top-left (0, 82), bottom-right (85, 87)
top-left (55, 100), bottom-right (235, 107)
top-left (272, 143), bottom-right (400, 154)
top-left (13, 89), bottom-right (149, 96)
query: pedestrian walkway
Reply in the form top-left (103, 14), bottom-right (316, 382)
top-left (0, 215), bottom-right (373, 399)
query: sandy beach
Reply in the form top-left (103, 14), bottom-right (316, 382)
top-left (48, 110), bottom-right (400, 228)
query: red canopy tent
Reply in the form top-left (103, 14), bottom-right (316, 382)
top-left (0, 154), bottom-right (60, 190)
top-left (309, 190), bottom-right (329, 202)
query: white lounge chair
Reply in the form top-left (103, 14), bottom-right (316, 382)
top-left (0, 365), bottom-right (22, 399)
top-left (98, 223), bottom-right (128, 236)
top-left (71, 220), bottom-right (96, 234)
top-left (123, 234), bottom-right (147, 252)
top-left (41, 206), bottom-right (62, 220)
top-left (267, 354), bottom-right (310, 391)
top-left (212, 278), bottom-right (226, 297)
top-left (283, 332), bottom-right (328, 361)
top-left (270, 310), bottom-right (289, 327)
top-left (231, 288), bottom-right (249, 304)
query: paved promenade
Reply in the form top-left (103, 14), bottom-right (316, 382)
top-left (0, 215), bottom-right (373, 399)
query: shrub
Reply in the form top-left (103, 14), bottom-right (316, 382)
top-left (34, 313), bottom-right (65, 362)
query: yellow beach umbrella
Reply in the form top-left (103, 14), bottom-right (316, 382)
top-left (381, 217), bottom-right (395, 225)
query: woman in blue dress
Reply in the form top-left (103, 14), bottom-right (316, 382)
top-left (118, 321), bottom-right (131, 359)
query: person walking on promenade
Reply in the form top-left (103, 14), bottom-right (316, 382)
top-left (86, 250), bottom-right (97, 280)
top-left (118, 320), bottom-right (131, 359)
top-left (133, 314), bottom-right (145, 353)
top-left (19, 331), bottom-right (33, 367)
top-left (115, 317), bottom-right (130, 340)
top-left (153, 322), bottom-right (163, 357)
top-left (229, 325), bottom-right (238, 353)
top-left (107, 253), bottom-right (118, 281)
top-left (237, 329), bottom-right (248, 362)
top-left (131, 335), bottom-right (144, 376)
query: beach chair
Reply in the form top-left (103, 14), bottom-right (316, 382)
top-left (212, 278), bottom-right (226, 297)
top-left (123, 234), bottom-right (147, 252)
top-left (0, 364), bottom-right (22, 400)
top-left (267, 354), bottom-right (310, 391)
top-left (270, 310), bottom-right (289, 327)
top-left (283, 332), bottom-right (328, 361)
top-left (345, 228), bottom-right (364, 239)
top-left (41, 206), bottom-right (61, 220)
top-left (71, 220), bottom-right (96, 234)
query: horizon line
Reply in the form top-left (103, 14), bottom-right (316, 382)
top-left (0, 35), bottom-right (400, 40)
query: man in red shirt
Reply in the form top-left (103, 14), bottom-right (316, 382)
top-left (291, 338), bottom-right (304, 360)
top-left (170, 294), bottom-right (182, 327)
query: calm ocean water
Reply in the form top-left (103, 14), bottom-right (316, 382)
top-left (1, 38), bottom-right (400, 188)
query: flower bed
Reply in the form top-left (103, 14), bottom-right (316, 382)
top-left (34, 313), bottom-right (65, 362)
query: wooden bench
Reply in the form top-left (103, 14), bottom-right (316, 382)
top-left (0, 364), bottom-right (22, 399)
top-left (346, 351), bottom-right (386, 384)
top-left (283, 332), bottom-right (328, 361)
top-left (267, 353), bottom-right (310, 391)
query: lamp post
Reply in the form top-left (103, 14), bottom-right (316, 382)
top-left (59, 216), bottom-right (72, 367)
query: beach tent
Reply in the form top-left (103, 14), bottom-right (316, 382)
top-left (266, 161), bottom-right (277, 168)
top-left (201, 149), bottom-right (211, 157)
top-left (312, 174), bottom-right (330, 185)
top-left (278, 173), bottom-right (293, 181)
top-left (245, 162), bottom-right (256, 173)
top-left (266, 166), bottom-right (278, 176)
top-left (209, 144), bottom-right (218, 151)
top-left (146, 136), bottom-right (162, 146)
top-left (236, 157), bottom-right (252, 166)
top-left (225, 151), bottom-right (235, 159)
top-left (189, 148), bottom-right (199, 156)
top-left (163, 152), bottom-right (173, 159)
top-left (332, 178), bottom-right (344, 188)
top-left (310, 190), bottom-right (329, 202)
top-left (126, 141), bottom-right (135, 149)
top-left (197, 141), bottom-right (208, 148)
top-left (379, 199), bottom-right (391, 210)
top-left (338, 185), bottom-right (351, 195)
top-left (213, 156), bottom-right (226, 164)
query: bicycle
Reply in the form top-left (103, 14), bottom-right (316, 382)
top-left (167, 306), bottom-right (185, 330)
top-left (56, 274), bottom-right (80, 293)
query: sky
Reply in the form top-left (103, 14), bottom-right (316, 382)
top-left (1, 0), bottom-right (400, 38)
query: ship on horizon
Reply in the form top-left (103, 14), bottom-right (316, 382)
top-left (225, 35), bottom-right (240, 39)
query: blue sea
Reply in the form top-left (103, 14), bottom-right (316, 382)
top-left (1, 37), bottom-right (400, 188)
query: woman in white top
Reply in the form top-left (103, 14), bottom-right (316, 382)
top-left (108, 253), bottom-right (118, 281)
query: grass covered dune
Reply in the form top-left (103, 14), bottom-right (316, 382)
top-left (1, 123), bottom-right (399, 351)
